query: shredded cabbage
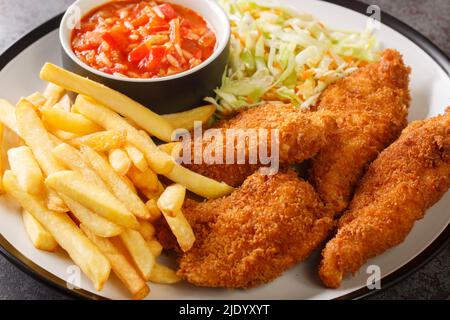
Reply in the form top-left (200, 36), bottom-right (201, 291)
top-left (208, 0), bottom-right (380, 116)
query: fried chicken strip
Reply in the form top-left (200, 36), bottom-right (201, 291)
top-left (183, 103), bottom-right (336, 187)
top-left (310, 49), bottom-right (411, 215)
top-left (177, 169), bottom-right (333, 288)
top-left (319, 110), bottom-right (450, 288)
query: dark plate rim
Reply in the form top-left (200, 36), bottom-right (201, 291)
top-left (0, 0), bottom-right (449, 301)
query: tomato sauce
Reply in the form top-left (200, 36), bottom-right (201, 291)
top-left (71, 1), bottom-right (217, 78)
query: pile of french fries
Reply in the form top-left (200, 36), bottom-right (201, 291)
top-left (0, 63), bottom-right (233, 299)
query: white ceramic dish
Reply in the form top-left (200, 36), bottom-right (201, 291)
top-left (59, 0), bottom-right (231, 113)
top-left (0, 0), bottom-right (449, 300)
top-left (60, 0), bottom-right (230, 83)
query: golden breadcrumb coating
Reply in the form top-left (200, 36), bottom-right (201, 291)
top-left (309, 49), bottom-right (411, 215)
top-left (184, 103), bottom-right (336, 187)
top-left (177, 169), bottom-right (333, 288)
top-left (319, 110), bottom-right (450, 288)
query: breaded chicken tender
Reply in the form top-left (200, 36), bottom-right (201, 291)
top-left (177, 169), bottom-right (333, 288)
top-left (319, 110), bottom-right (450, 288)
top-left (183, 103), bottom-right (336, 187)
top-left (309, 49), bottom-right (411, 215)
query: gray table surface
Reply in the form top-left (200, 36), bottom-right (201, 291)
top-left (0, 0), bottom-right (449, 300)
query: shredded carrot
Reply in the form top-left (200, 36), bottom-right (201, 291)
top-left (342, 55), bottom-right (357, 64)
top-left (329, 60), bottom-right (338, 70)
top-left (301, 70), bottom-right (315, 80)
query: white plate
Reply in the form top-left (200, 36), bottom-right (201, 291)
top-left (0, 0), bottom-right (449, 300)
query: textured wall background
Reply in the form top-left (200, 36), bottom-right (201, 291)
top-left (0, 0), bottom-right (449, 300)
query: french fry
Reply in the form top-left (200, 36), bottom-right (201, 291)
top-left (3, 171), bottom-right (111, 290)
top-left (148, 263), bottom-right (181, 284)
top-left (48, 132), bottom-right (63, 145)
top-left (162, 104), bottom-right (216, 130)
top-left (155, 130), bottom-right (236, 199)
top-left (22, 209), bottom-right (58, 252)
top-left (73, 95), bottom-right (174, 175)
top-left (80, 146), bottom-right (154, 220)
top-left (127, 166), bottom-right (158, 192)
top-left (158, 142), bottom-right (182, 159)
top-left (26, 92), bottom-right (47, 109)
top-left (15, 99), bottom-right (68, 211)
top-left (45, 189), bottom-right (68, 212)
top-left (120, 229), bottom-right (155, 281)
top-left (122, 176), bottom-right (137, 194)
top-left (0, 99), bottom-right (20, 135)
top-left (142, 181), bottom-right (165, 201)
top-left (15, 99), bottom-right (64, 175)
top-left (43, 83), bottom-right (65, 108)
top-left (139, 189), bottom-right (162, 201)
top-left (7, 146), bottom-right (44, 195)
top-left (60, 194), bottom-right (123, 238)
top-left (41, 107), bottom-right (102, 135)
top-left (124, 117), bottom-right (141, 130)
top-left (45, 170), bottom-right (139, 230)
top-left (40, 63), bottom-right (174, 141)
top-left (108, 148), bottom-right (132, 176)
top-left (158, 207), bottom-right (195, 252)
top-left (56, 94), bottom-right (72, 111)
top-left (69, 130), bottom-right (127, 152)
top-left (138, 219), bottom-right (156, 242)
top-left (51, 144), bottom-right (123, 236)
top-left (145, 199), bottom-right (162, 221)
top-left (157, 184), bottom-right (186, 217)
top-left (165, 163), bottom-right (234, 199)
top-left (52, 143), bottom-right (108, 189)
top-left (80, 225), bottom-right (149, 300)
top-left (45, 124), bottom-right (80, 141)
top-left (158, 143), bottom-right (235, 198)
top-left (139, 129), bottom-right (178, 171)
top-left (147, 239), bottom-right (163, 257)
top-left (124, 144), bottom-right (148, 172)
top-left (152, 181), bottom-right (165, 197)
top-left (52, 102), bottom-right (70, 112)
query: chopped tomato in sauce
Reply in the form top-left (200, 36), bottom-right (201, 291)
top-left (71, 1), bottom-right (216, 78)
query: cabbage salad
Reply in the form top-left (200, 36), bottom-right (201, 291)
top-left (206, 0), bottom-right (380, 116)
